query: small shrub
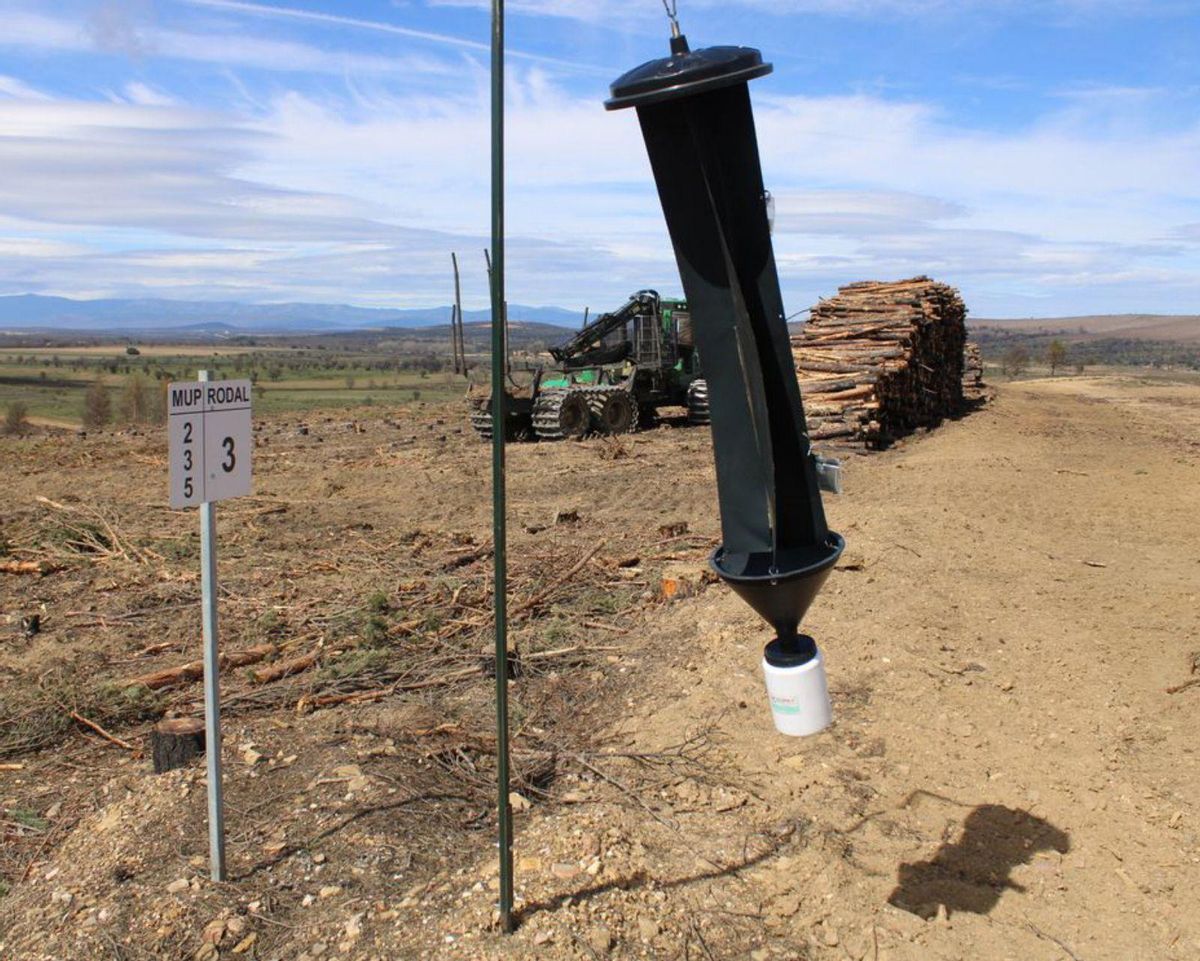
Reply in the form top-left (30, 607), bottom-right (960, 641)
top-left (158, 537), bottom-right (199, 561)
top-left (120, 374), bottom-right (152, 424)
top-left (1001, 345), bottom-right (1030, 379)
top-left (94, 681), bottom-right (164, 722)
top-left (321, 647), bottom-right (390, 681)
top-left (11, 808), bottom-right (47, 831)
top-left (362, 617), bottom-right (388, 646)
top-left (83, 377), bottom-right (111, 428)
top-left (1046, 339), bottom-right (1068, 376)
top-left (4, 401), bottom-right (29, 436)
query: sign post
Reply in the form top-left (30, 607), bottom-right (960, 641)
top-left (168, 371), bottom-right (252, 882)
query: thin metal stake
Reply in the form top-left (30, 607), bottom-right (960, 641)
top-left (198, 369), bottom-right (226, 882)
top-left (451, 251), bottom-right (465, 375)
top-left (490, 0), bottom-right (514, 935)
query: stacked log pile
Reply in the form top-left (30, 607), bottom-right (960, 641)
top-left (962, 341), bottom-right (985, 400)
top-left (792, 277), bottom-right (967, 447)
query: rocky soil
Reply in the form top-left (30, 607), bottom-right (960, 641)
top-left (1, 372), bottom-right (1198, 960)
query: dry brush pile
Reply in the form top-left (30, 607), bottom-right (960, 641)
top-left (793, 277), bottom-right (969, 448)
top-left (0, 478), bottom-right (723, 885)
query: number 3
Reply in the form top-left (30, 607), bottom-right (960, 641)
top-left (222, 437), bottom-right (236, 473)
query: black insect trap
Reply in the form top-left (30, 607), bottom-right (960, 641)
top-left (607, 11), bottom-right (844, 736)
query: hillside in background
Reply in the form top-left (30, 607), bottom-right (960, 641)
top-left (5, 294), bottom-right (1198, 343)
top-left (0, 293), bottom-right (584, 335)
top-left (973, 313), bottom-right (1200, 343)
top-left (969, 314), bottom-right (1200, 370)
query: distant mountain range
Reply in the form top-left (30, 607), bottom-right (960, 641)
top-left (3, 294), bottom-right (1198, 345)
top-left (0, 294), bottom-right (584, 335)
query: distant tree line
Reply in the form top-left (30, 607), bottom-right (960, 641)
top-left (977, 327), bottom-right (1200, 376)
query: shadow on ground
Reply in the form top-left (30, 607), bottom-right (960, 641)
top-left (888, 803), bottom-right (1070, 918)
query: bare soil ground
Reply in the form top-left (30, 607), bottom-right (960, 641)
top-left (1, 373), bottom-right (1197, 961)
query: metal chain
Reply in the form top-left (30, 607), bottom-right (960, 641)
top-left (661, 0), bottom-right (680, 34)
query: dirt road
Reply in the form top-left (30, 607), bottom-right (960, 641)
top-left (1, 373), bottom-right (1197, 959)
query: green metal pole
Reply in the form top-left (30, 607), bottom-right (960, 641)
top-left (490, 0), bottom-right (514, 935)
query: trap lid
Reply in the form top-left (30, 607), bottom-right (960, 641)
top-left (606, 42), bottom-right (772, 111)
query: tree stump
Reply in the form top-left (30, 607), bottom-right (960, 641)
top-left (150, 718), bottom-right (206, 773)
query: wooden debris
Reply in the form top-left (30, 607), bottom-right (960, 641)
top-left (67, 711), bottom-right (134, 751)
top-left (34, 496), bottom-right (158, 564)
top-left (126, 643), bottom-right (277, 691)
top-left (793, 277), bottom-right (968, 448)
top-left (150, 717), bottom-right (206, 772)
top-left (248, 649), bottom-right (320, 685)
top-left (963, 341), bottom-right (985, 399)
top-left (510, 541), bottom-right (606, 620)
top-left (0, 560), bottom-right (64, 575)
top-left (660, 563), bottom-right (715, 601)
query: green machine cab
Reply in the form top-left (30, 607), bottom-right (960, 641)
top-left (468, 289), bottom-right (710, 441)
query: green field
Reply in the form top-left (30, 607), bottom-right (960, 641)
top-left (0, 341), bottom-right (469, 427)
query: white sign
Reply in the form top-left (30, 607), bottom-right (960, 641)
top-left (168, 380), bottom-right (253, 508)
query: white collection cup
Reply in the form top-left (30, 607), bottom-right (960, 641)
top-left (762, 645), bottom-right (832, 736)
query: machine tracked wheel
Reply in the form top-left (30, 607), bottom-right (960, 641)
top-left (597, 389), bottom-right (636, 434)
top-left (687, 379), bottom-right (711, 426)
top-left (532, 389), bottom-right (591, 441)
top-left (468, 402), bottom-right (531, 441)
top-left (469, 404), bottom-right (494, 440)
top-left (580, 387), bottom-right (635, 435)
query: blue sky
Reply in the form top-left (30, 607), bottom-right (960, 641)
top-left (1, 0), bottom-right (1198, 318)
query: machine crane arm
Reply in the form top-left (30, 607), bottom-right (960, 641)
top-left (548, 289), bottom-right (660, 367)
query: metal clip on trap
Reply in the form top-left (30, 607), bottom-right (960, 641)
top-left (607, 20), bottom-right (844, 736)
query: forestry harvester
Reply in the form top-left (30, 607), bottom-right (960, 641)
top-left (467, 289), bottom-right (710, 440)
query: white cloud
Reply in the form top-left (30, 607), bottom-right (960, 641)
top-left (0, 7), bottom-right (460, 77)
top-left (427, 0), bottom-right (1190, 22)
top-left (0, 75), bottom-right (51, 100)
top-left (86, 0), bottom-right (155, 59)
top-left (182, 0), bottom-right (605, 73)
top-left (0, 49), bottom-right (1197, 314)
top-left (123, 81), bottom-right (178, 106)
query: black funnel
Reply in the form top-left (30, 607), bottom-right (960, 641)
top-left (608, 33), bottom-right (842, 641)
top-left (711, 536), bottom-right (844, 641)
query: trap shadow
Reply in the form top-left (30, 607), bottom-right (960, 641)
top-left (888, 801), bottom-right (1069, 919)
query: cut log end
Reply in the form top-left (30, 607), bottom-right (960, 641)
top-left (150, 717), bottom-right (206, 773)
